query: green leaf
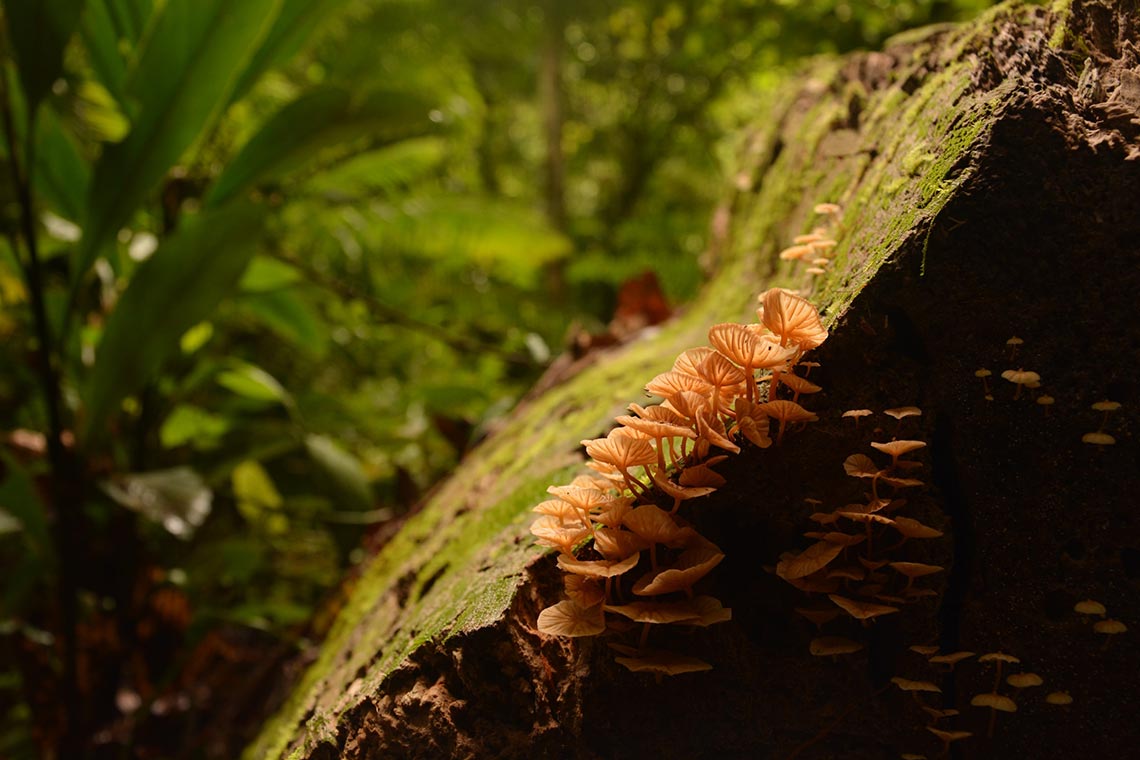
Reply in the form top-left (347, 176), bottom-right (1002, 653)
top-left (3, 0), bottom-right (86, 111)
top-left (239, 255), bottom-right (301, 292)
top-left (216, 361), bottom-right (292, 406)
top-left (228, 0), bottom-right (348, 103)
top-left (241, 289), bottom-right (328, 356)
top-left (76, 0), bottom-right (281, 282)
top-left (204, 86), bottom-right (436, 208)
top-left (304, 434), bottom-right (371, 511)
top-left (303, 136), bottom-right (448, 199)
top-left (83, 201), bottom-right (265, 440)
top-left (34, 105), bottom-right (90, 222)
top-left (159, 405), bottom-right (231, 449)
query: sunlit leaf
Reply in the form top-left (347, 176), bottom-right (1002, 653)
top-left (240, 256), bottom-right (302, 292)
top-left (159, 405), bottom-right (231, 449)
top-left (205, 86), bottom-right (437, 208)
top-left (83, 201), bottom-right (266, 440)
top-left (76, 0), bottom-right (281, 281)
top-left (216, 361), bottom-right (292, 406)
top-left (303, 136), bottom-right (448, 199)
top-left (232, 460), bottom-right (284, 528)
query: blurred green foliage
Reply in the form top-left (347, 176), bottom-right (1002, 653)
top-left (0, 0), bottom-right (999, 755)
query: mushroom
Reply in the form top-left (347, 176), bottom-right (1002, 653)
top-left (813, 202), bottom-right (842, 216)
top-left (970, 692), bottom-right (1017, 737)
top-left (755, 399), bottom-right (819, 444)
top-left (928, 651), bottom-right (975, 669)
top-left (842, 409), bottom-right (873, 427)
top-left (530, 515), bottom-right (591, 555)
top-left (1091, 399), bottom-right (1121, 429)
top-left (1000, 369), bottom-right (1040, 400)
top-left (810, 636), bottom-right (864, 658)
top-left (889, 561), bottom-right (944, 591)
top-left (891, 676), bottom-right (941, 693)
top-left (581, 434), bottom-right (659, 496)
top-left (978, 651), bottom-right (1020, 691)
top-left (614, 414), bottom-right (697, 471)
top-left (776, 541), bottom-right (844, 581)
top-left (909, 644), bottom-right (939, 656)
top-left (828, 594), bottom-right (899, 623)
top-left (1006, 672), bottom-right (1043, 689)
top-left (537, 599), bottom-right (606, 637)
top-left (883, 406), bottom-right (922, 434)
top-left (632, 537), bottom-right (725, 596)
top-left (1045, 691), bottom-right (1073, 706)
top-left (975, 368), bottom-right (993, 398)
top-left (796, 606), bottom-right (841, 630)
top-left (1073, 599), bottom-right (1106, 617)
top-left (758, 288), bottom-right (828, 350)
top-left (613, 647), bottom-right (713, 677)
top-left (1037, 394), bottom-right (1055, 414)
top-left (1006, 335), bottom-right (1023, 361)
top-left (1081, 431), bottom-right (1116, 445)
top-left (925, 727), bottom-right (972, 754)
top-left (708, 322), bottom-right (793, 401)
top-left (870, 439), bottom-right (926, 468)
top-left (1094, 618), bottom-right (1127, 648)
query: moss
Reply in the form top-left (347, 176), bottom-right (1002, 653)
top-left (248, 6), bottom-right (1047, 758)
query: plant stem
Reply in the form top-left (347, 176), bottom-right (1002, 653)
top-left (0, 70), bottom-right (84, 756)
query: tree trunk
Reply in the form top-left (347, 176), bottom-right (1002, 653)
top-left (249, 2), bottom-right (1140, 758)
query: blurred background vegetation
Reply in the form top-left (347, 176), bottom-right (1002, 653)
top-left (0, 0), bottom-right (999, 757)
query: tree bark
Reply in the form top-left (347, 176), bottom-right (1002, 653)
top-left (249, 2), bottom-right (1140, 758)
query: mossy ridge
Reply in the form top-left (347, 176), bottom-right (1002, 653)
top-left (248, 4), bottom-right (1061, 757)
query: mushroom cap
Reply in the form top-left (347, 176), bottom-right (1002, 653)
top-left (779, 244), bottom-right (814, 261)
top-left (926, 727), bottom-right (972, 743)
top-left (632, 539), bottom-right (725, 596)
top-left (645, 370), bottom-right (712, 400)
top-left (1074, 599), bottom-right (1107, 616)
top-left (890, 561), bottom-right (944, 579)
top-left (828, 594), bottom-right (899, 620)
top-left (978, 651), bottom-right (1021, 664)
top-left (891, 677), bottom-right (941, 693)
top-left (884, 406), bottom-right (922, 420)
top-left (796, 607), bottom-right (841, 626)
top-left (1046, 691), bottom-right (1074, 705)
top-left (537, 599), bottom-right (605, 637)
top-left (780, 373), bottom-right (823, 395)
top-left (672, 347), bottom-right (717, 378)
top-left (649, 468), bottom-right (717, 504)
top-left (581, 435), bottom-right (658, 470)
top-left (592, 527), bottom-right (650, 560)
top-left (1091, 400), bottom-right (1121, 412)
top-left (776, 541), bottom-right (844, 580)
top-left (1006, 336), bottom-right (1024, 346)
top-left (757, 288), bottom-right (828, 349)
top-left (813, 202), bottom-right (841, 214)
top-left (810, 637), bottom-right (864, 656)
top-left (909, 644), bottom-right (940, 656)
top-left (629, 403), bottom-right (690, 427)
top-left (1001, 369), bottom-right (1041, 385)
top-left (1037, 395), bottom-right (1055, 405)
top-left (663, 390), bottom-right (713, 421)
top-left (547, 485), bottom-right (621, 511)
top-left (530, 516), bottom-right (591, 553)
top-left (805, 267), bottom-right (826, 275)
top-left (892, 516), bottom-right (944, 539)
top-left (603, 600), bottom-right (703, 624)
top-left (557, 553), bottom-right (641, 579)
top-left (693, 350), bottom-right (747, 388)
top-left (971, 693), bottom-right (1018, 712)
top-left (613, 414), bottom-right (697, 441)
top-left (842, 408), bottom-right (873, 419)
top-left (1007, 672), bottom-right (1044, 688)
top-left (974, 369), bottom-right (992, 378)
top-left (843, 454), bottom-right (882, 479)
top-left (564, 575), bottom-right (606, 607)
top-left (1094, 619), bottom-right (1127, 634)
top-left (929, 651), bottom-right (975, 666)
top-left (1081, 431), bottom-right (1116, 445)
top-left (708, 322), bottom-right (795, 369)
top-left (532, 499), bottom-right (583, 520)
top-left (686, 595), bottom-right (733, 626)
top-left (678, 459), bottom-right (728, 488)
top-left (870, 440), bottom-right (927, 458)
top-left (613, 648), bottom-right (713, 675)
top-left (756, 399), bottom-right (819, 423)
top-left (622, 505), bottom-right (687, 545)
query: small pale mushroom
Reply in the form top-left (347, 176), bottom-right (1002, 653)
top-left (828, 594), bottom-right (899, 622)
top-left (537, 599), bottom-right (606, 637)
top-left (613, 647), bottom-right (713, 677)
top-left (909, 644), bottom-right (939, 656)
top-left (1007, 672), bottom-right (1043, 689)
top-left (971, 692), bottom-right (1017, 737)
top-left (891, 516), bottom-right (943, 540)
top-left (925, 727), bottom-right (972, 751)
top-left (975, 368), bottom-right (993, 398)
top-left (1045, 691), bottom-right (1073, 705)
top-left (810, 636), bottom-right (864, 658)
top-left (1001, 369), bottom-right (1040, 400)
top-left (813, 202), bottom-right (842, 216)
top-left (1074, 599), bottom-right (1106, 617)
top-left (889, 561), bottom-right (944, 591)
top-left (842, 408), bottom-right (873, 427)
top-left (1081, 431), bottom-right (1116, 445)
top-left (776, 541), bottom-right (844, 581)
top-left (632, 538), bottom-right (725, 596)
top-left (870, 439), bottom-right (926, 468)
top-left (796, 607), bottom-right (841, 630)
top-left (891, 676), bottom-right (941, 693)
top-left (978, 651), bottom-right (1020, 692)
top-left (581, 434), bottom-right (659, 495)
top-left (805, 267), bottom-right (826, 275)
top-left (1091, 400), bottom-right (1121, 429)
top-left (1006, 335), bottom-right (1023, 360)
top-left (883, 406), bottom-right (922, 434)
top-left (794, 232), bottom-right (826, 244)
top-left (530, 515), bottom-right (592, 554)
top-left (757, 288), bottom-right (828, 350)
top-left (1094, 618), bottom-right (1127, 648)
top-left (928, 651), bottom-right (975, 668)
top-left (755, 399), bottom-right (819, 444)
top-left (1037, 395), bottom-right (1055, 414)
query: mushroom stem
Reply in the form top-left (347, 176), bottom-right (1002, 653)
top-left (987, 707), bottom-right (997, 739)
top-left (639, 622), bottom-right (650, 649)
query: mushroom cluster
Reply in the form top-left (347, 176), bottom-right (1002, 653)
top-left (532, 288), bottom-right (829, 673)
top-left (776, 415), bottom-right (942, 651)
top-left (778, 203), bottom-right (843, 279)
